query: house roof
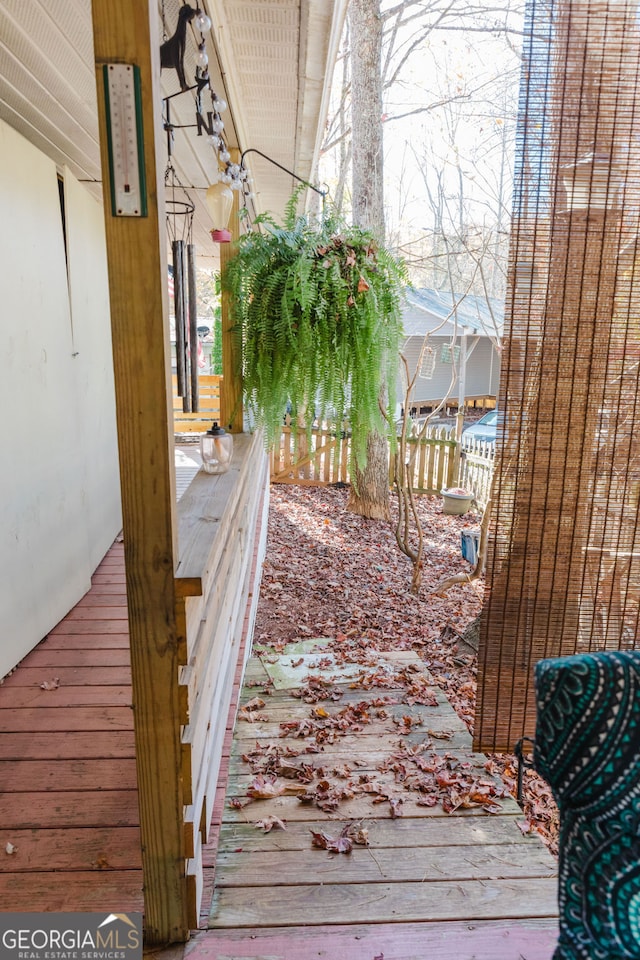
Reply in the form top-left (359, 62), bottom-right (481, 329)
top-left (0, 0), bottom-right (346, 263)
top-left (402, 287), bottom-right (504, 340)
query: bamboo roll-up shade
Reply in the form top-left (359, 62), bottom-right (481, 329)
top-left (474, 0), bottom-right (640, 753)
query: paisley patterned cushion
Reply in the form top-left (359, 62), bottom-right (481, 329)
top-left (533, 651), bottom-right (640, 959)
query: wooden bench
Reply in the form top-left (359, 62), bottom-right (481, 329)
top-left (172, 374), bottom-right (222, 434)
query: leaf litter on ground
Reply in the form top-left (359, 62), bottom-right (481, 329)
top-left (250, 485), bottom-right (559, 854)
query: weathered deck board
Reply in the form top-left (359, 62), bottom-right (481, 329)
top-left (208, 642), bottom-right (558, 950)
top-left (187, 919), bottom-right (559, 960)
top-left (49, 619), bottom-right (129, 634)
top-left (39, 633), bottom-right (130, 649)
top-left (0, 731), bottom-right (135, 759)
top-left (228, 746), bottom-right (485, 775)
top-left (75, 593), bottom-right (131, 606)
top-left (19, 647), bottom-right (132, 667)
top-left (76, 583), bottom-right (130, 596)
top-left (0, 542), bottom-right (141, 917)
top-left (0, 871), bottom-right (144, 913)
top-left (1, 665), bottom-right (132, 686)
top-left (0, 791), bottom-right (139, 828)
top-left (231, 723), bottom-right (471, 746)
top-left (216, 813), bottom-right (537, 852)
top-left (211, 877), bottom-right (558, 927)
top-left (0, 685), bottom-right (132, 708)
top-left (64, 605), bottom-right (130, 620)
top-left (0, 706), bottom-right (133, 732)
top-left (222, 790), bottom-right (521, 821)
top-left (0, 827), bottom-right (141, 871)
top-left (0, 758), bottom-right (138, 791)
top-left (214, 841), bottom-right (555, 885)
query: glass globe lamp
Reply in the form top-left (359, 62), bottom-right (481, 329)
top-left (200, 422), bottom-right (233, 474)
top-left (206, 181), bottom-right (233, 242)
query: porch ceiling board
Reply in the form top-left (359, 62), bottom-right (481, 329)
top-left (0, 0), bottom-right (346, 261)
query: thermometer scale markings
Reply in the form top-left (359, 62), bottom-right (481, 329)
top-left (104, 64), bottom-right (147, 217)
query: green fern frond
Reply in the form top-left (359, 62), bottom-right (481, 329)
top-left (222, 195), bottom-right (406, 470)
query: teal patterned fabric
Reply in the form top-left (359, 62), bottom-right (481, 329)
top-left (533, 651), bottom-right (640, 959)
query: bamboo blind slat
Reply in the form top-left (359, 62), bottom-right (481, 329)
top-left (475, 0), bottom-right (640, 752)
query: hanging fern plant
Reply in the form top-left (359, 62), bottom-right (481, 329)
top-left (224, 194), bottom-right (406, 471)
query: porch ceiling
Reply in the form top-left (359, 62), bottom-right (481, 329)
top-left (0, 0), bottom-right (345, 263)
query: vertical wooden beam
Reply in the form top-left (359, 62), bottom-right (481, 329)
top-left (220, 149), bottom-right (243, 432)
top-left (91, 2), bottom-right (189, 944)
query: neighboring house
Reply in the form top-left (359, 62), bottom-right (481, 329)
top-left (399, 287), bottom-right (503, 415)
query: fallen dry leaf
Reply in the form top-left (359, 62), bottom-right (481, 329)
top-left (310, 826), bottom-right (353, 854)
top-left (39, 678), bottom-right (60, 691)
top-left (247, 775), bottom-right (307, 800)
top-left (250, 486), bottom-right (559, 853)
top-left (243, 697), bottom-right (266, 712)
top-left (254, 816), bottom-right (287, 833)
top-left (346, 822), bottom-right (369, 845)
top-left (427, 729), bottom-right (453, 740)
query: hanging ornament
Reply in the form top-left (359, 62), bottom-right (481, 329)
top-left (206, 181), bottom-right (233, 242)
top-left (196, 42), bottom-right (208, 68)
top-left (194, 8), bottom-right (211, 32)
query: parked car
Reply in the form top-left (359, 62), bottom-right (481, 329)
top-left (461, 409), bottom-right (498, 448)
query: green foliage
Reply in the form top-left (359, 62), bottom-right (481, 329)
top-left (223, 197), bottom-right (406, 471)
top-left (211, 317), bottom-right (222, 375)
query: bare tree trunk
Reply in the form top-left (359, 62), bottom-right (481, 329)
top-left (347, 0), bottom-right (391, 520)
top-left (349, 0), bottom-right (384, 233)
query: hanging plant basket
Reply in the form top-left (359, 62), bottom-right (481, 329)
top-left (224, 193), bottom-right (406, 472)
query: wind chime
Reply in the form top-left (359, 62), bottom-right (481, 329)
top-left (166, 160), bottom-right (199, 415)
top-left (159, 0), bottom-right (253, 420)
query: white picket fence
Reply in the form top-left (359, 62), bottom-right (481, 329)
top-left (458, 438), bottom-right (495, 509)
top-left (271, 423), bottom-right (495, 506)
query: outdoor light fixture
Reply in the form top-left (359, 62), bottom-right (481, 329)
top-left (200, 421), bottom-right (233, 473)
top-left (205, 180), bottom-right (233, 242)
top-left (194, 7), bottom-right (211, 32)
top-left (161, 2), bottom-right (250, 204)
top-left (561, 153), bottom-right (622, 211)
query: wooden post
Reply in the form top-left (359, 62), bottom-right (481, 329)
top-left (220, 149), bottom-right (243, 432)
top-left (91, 1), bottom-right (189, 943)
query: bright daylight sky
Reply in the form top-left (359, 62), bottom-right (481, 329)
top-left (319, 1), bottom-right (525, 284)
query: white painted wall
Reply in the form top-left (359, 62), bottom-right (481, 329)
top-left (0, 121), bottom-right (121, 678)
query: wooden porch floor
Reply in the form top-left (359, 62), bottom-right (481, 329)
top-left (0, 449), bottom-right (201, 911)
top-left (0, 541), bottom-right (144, 911)
top-left (189, 641), bottom-right (560, 960)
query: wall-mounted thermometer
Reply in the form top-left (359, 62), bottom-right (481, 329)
top-left (103, 63), bottom-right (147, 217)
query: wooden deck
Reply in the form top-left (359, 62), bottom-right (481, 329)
top-left (0, 542), bottom-right (144, 911)
top-left (0, 461), bottom-right (560, 956)
top-left (196, 641), bottom-right (559, 959)
top-left (0, 448), bottom-right (203, 914)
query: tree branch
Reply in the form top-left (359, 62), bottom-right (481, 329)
top-left (432, 499), bottom-right (492, 596)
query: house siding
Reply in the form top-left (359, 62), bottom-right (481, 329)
top-left (0, 120), bottom-right (121, 678)
top-left (400, 335), bottom-right (500, 408)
